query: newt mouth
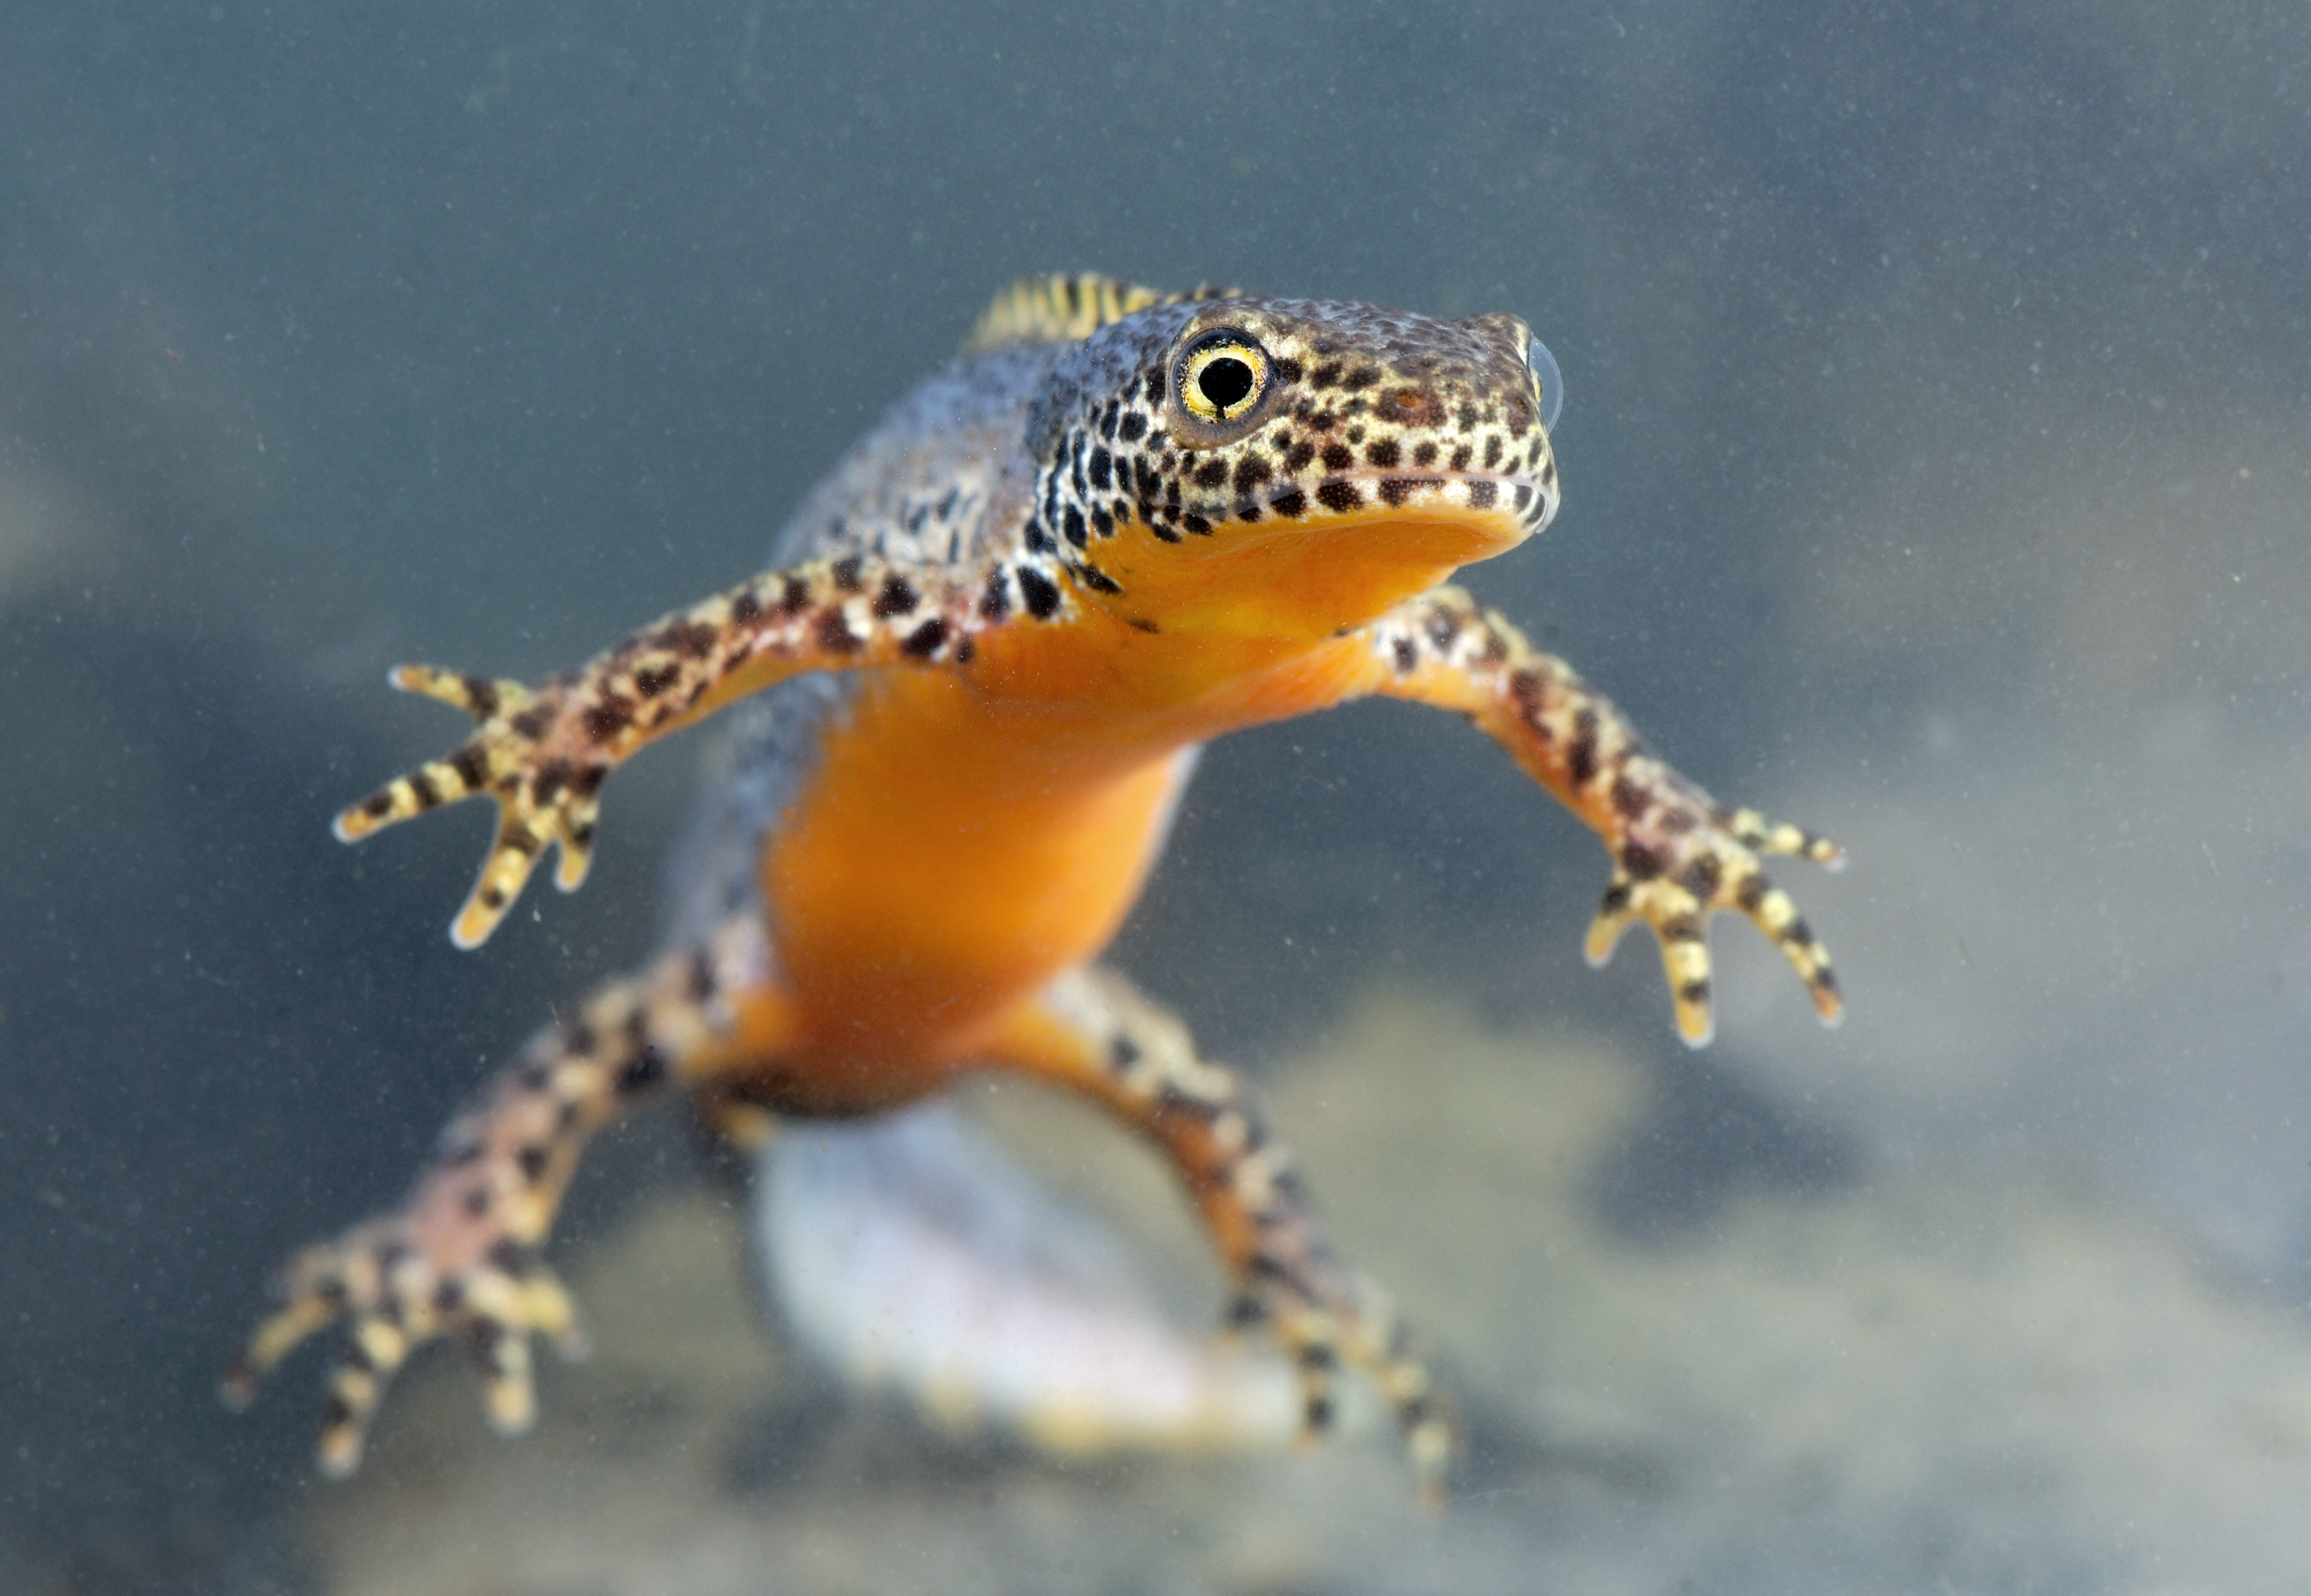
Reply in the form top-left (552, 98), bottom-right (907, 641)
top-left (1182, 468), bottom-right (1557, 542)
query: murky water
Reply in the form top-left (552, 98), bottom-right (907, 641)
top-left (5, 4), bottom-right (2309, 1590)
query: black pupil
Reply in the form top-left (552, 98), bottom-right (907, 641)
top-left (1197, 355), bottom-right (1256, 412)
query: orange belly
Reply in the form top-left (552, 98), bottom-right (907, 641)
top-left (760, 605), bottom-right (1373, 1100)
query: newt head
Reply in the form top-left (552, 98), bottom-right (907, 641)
top-left (1027, 296), bottom-right (1562, 641)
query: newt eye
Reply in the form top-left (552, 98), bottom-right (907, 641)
top-left (1526, 335), bottom-right (1564, 431)
top-left (1176, 331), bottom-right (1270, 424)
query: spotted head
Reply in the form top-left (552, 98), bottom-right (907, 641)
top-left (1021, 294), bottom-right (1562, 639)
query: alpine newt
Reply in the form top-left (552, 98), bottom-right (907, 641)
top-left (225, 274), bottom-right (1844, 1497)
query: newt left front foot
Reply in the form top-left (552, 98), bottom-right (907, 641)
top-left (1368, 586), bottom-right (1844, 1047)
top-left (1580, 781), bottom-right (1844, 1047)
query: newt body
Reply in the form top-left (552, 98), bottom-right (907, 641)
top-left (228, 276), bottom-right (1843, 1495)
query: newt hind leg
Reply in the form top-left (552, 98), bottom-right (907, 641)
top-left (223, 916), bottom-right (782, 1476)
top-left (984, 968), bottom-right (1455, 1498)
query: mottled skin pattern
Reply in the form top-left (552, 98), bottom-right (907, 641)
top-left (225, 275), bottom-right (1844, 1498)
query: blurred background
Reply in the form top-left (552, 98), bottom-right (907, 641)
top-left (4, 2), bottom-right (2309, 1591)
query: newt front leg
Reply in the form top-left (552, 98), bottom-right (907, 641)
top-left (337, 551), bottom-right (992, 947)
top-left (1364, 587), bottom-right (1844, 1046)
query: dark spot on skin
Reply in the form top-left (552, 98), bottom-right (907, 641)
top-left (1377, 478), bottom-right (1416, 507)
top-left (1305, 1396), bottom-right (1335, 1431)
top-left (1193, 459), bottom-right (1228, 489)
top-left (815, 609), bottom-right (861, 655)
top-left (1283, 440), bottom-right (1317, 473)
top-left (1233, 454), bottom-right (1272, 492)
top-left (1612, 775), bottom-right (1650, 819)
top-left (1270, 356), bottom-right (1304, 383)
top-left (462, 1187), bottom-right (491, 1218)
top-left (632, 662), bottom-right (678, 699)
top-left (780, 575), bottom-right (811, 614)
top-left (871, 575), bottom-right (919, 619)
top-left (1088, 446), bottom-right (1113, 490)
top-left (689, 948), bottom-right (718, 1000)
top-left (1448, 445), bottom-right (1473, 473)
top-left (1233, 503), bottom-right (1261, 524)
top-left (319, 1392), bottom-right (356, 1433)
top-left (1660, 914), bottom-right (1704, 943)
top-left (488, 1239), bottom-right (535, 1279)
top-left (1736, 875), bottom-right (1769, 912)
top-left (617, 1046), bottom-right (668, 1096)
top-left (1681, 855), bottom-right (1724, 902)
top-left (406, 771), bottom-right (440, 810)
top-left (731, 589), bottom-right (762, 625)
top-left (1393, 637), bottom-right (1417, 674)
top-left (1568, 708), bottom-right (1600, 786)
top-left (449, 747), bottom-right (489, 793)
top-left (901, 618), bottom-right (947, 658)
top-left (954, 637), bottom-right (976, 665)
top-left (1598, 880), bottom-right (1633, 916)
top-left (1180, 513), bottom-right (1213, 535)
top-left (1226, 1295), bottom-right (1266, 1328)
top-left (516, 1145), bottom-right (549, 1184)
top-left (980, 573), bottom-right (1011, 623)
top-left (1462, 478), bottom-right (1499, 511)
top-left (1365, 438), bottom-right (1400, 468)
top-left (830, 555), bottom-right (864, 592)
top-left (1346, 426), bottom-right (1365, 446)
top-left (1063, 505), bottom-right (1088, 547)
top-left (1109, 1034), bottom-right (1142, 1070)
top-left (1246, 1253), bottom-right (1290, 1282)
top-left (1024, 515), bottom-right (1052, 553)
top-left (1309, 362), bottom-right (1341, 388)
top-left (496, 829), bottom-right (541, 859)
top-left (1341, 367), bottom-right (1380, 390)
top-left (1413, 440), bottom-right (1438, 467)
top-left (1090, 505), bottom-right (1113, 539)
top-left (1017, 566), bottom-right (1061, 619)
top-left (1269, 489), bottom-right (1308, 518)
top-left (1117, 411), bottom-right (1147, 442)
top-left (531, 763), bottom-right (569, 806)
top-left (570, 764), bottom-right (606, 799)
top-left (433, 1280), bottom-right (463, 1313)
top-left (1815, 967), bottom-right (1841, 996)
top-left (660, 620), bottom-right (718, 659)
top-left (1483, 435), bottom-right (1504, 470)
top-left (1297, 1343), bottom-right (1337, 1372)
top-left (1513, 484), bottom-right (1534, 514)
top-left (1622, 841), bottom-right (1668, 881)
top-left (1780, 915), bottom-right (1816, 947)
top-left (1148, 518), bottom-right (1182, 544)
top-left (1541, 459), bottom-right (1556, 486)
top-left (1320, 442), bottom-right (1354, 472)
top-left (478, 885), bottom-right (507, 910)
top-left (1677, 979), bottom-right (1711, 1007)
top-left (461, 678), bottom-right (501, 717)
top-left (1316, 479), bottom-right (1362, 513)
top-left (1075, 564), bottom-right (1123, 595)
top-left (361, 792), bottom-right (394, 819)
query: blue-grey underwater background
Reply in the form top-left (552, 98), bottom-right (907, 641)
top-left (5, 2), bottom-right (2310, 1591)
